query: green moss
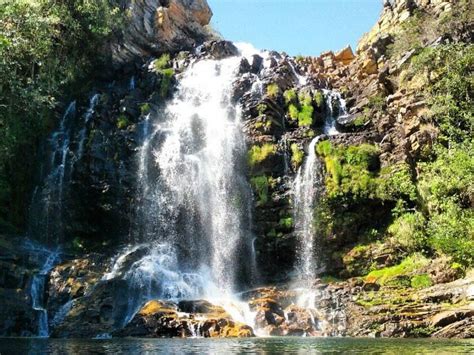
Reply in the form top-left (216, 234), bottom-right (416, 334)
top-left (154, 53), bottom-right (171, 71)
top-left (316, 141), bottom-right (381, 199)
top-left (250, 175), bottom-right (269, 206)
top-left (290, 143), bottom-right (304, 169)
top-left (117, 114), bottom-right (129, 129)
top-left (140, 103), bottom-right (151, 115)
top-left (266, 83), bottom-right (279, 98)
top-left (288, 104), bottom-right (299, 120)
top-left (297, 104), bottom-right (313, 127)
top-left (365, 254), bottom-right (429, 285)
top-left (247, 143), bottom-right (276, 168)
top-left (284, 89), bottom-right (297, 104)
top-left (159, 68), bottom-right (175, 98)
top-left (410, 274), bottom-right (432, 289)
top-left (279, 217), bottom-right (293, 229)
top-left (313, 90), bottom-right (325, 109)
top-left (257, 103), bottom-right (267, 116)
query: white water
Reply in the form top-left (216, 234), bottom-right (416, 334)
top-left (28, 244), bottom-right (60, 337)
top-left (111, 44), bottom-right (266, 325)
top-left (293, 137), bottom-right (323, 283)
top-left (323, 90), bottom-right (347, 135)
top-left (76, 93), bottom-right (100, 160)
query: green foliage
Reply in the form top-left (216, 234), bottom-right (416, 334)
top-left (410, 44), bottom-right (473, 142)
top-left (297, 103), bottom-right (314, 127)
top-left (266, 83), bottom-right (279, 98)
top-left (417, 142), bottom-right (474, 265)
top-left (116, 115), bottom-right (129, 130)
top-left (140, 103), bottom-right (151, 115)
top-left (0, 0), bottom-right (124, 228)
top-left (251, 175), bottom-right (269, 206)
top-left (388, 212), bottom-right (426, 252)
top-left (313, 90), bottom-right (325, 109)
top-left (316, 141), bottom-right (381, 199)
top-left (153, 54), bottom-right (171, 71)
top-left (159, 68), bottom-right (175, 98)
top-left (279, 217), bottom-right (293, 229)
top-left (410, 274), bottom-right (432, 289)
top-left (283, 89), bottom-right (297, 104)
top-left (290, 143), bottom-right (304, 169)
top-left (288, 104), bottom-right (299, 120)
top-left (366, 254), bottom-right (429, 285)
top-left (247, 143), bottom-right (276, 168)
top-left (257, 103), bottom-right (267, 116)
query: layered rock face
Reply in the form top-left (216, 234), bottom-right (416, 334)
top-left (111, 0), bottom-right (213, 65)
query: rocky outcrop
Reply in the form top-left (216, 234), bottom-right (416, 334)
top-left (111, 0), bottom-right (214, 65)
top-left (117, 300), bottom-right (255, 338)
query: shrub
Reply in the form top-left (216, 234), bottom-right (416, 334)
top-left (250, 175), bottom-right (269, 206)
top-left (313, 90), bottom-right (325, 109)
top-left (140, 103), bottom-right (151, 115)
top-left (247, 143), bottom-right (276, 168)
top-left (279, 217), bottom-right (293, 229)
top-left (266, 83), bottom-right (279, 98)
top-left (297, 104), bottom-right (313, 127)
top-left (154, 53), bottom-right (171, 71)
top-left (257, 103), bottom-right (267, 116)
top-left (388, 212), bottom-right (426, 252)
top-left (159, 68), bottom-right (175, 97)
top-left (288, 104), bottom-right (299, 120)
top-left (117, 114), bottom-right (129, 129)
top-left (290, 143), bottom-right (304, 169)
top-left (284, 89), bottom-right (297, 104)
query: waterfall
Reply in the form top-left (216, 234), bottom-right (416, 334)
top-left (76, 93), bottom-right (100, 161)
top-left (323, 90), bottom-right (347, 135)
top-left (293, 137), bottom-right (323, 283)
top-left (26, 241), bottom-right (60, 337)
top-left (29, 101), bottom-right (76, 244)
top-left (113, 45), bottom-right (259, 323)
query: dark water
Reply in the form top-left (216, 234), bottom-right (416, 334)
top-left (1, 337), bottom-right (474, 354)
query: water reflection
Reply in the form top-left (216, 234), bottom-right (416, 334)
top-left (1, 338), bottom-right (474, 355)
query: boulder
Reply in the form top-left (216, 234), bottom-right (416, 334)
top-left (335, 46), bottom-right (355, 65)
top-left (119, 299), bottom-right (255, 338)
top-left (111, 0), bottom-right (214, 65)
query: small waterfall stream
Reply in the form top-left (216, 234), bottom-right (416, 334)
top-left (293, 137), bottom-right (323, 282)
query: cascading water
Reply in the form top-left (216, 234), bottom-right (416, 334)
top-left (76, 93), bottom-right (100, 161)
top-left (323, 89), bottom-right (347, 135)
top-left (114, 45), bottom-right (261, 324)
top-left (26, 241), bottom-right (60, 337)
top-left (29, 101), bottom-right (76, 244)
top-left (293, 137), bottom-right (323, 283)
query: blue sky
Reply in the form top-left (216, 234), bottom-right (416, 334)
top-left (207, 0), bottom-right (382, 56)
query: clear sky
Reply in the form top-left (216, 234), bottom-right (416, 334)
top-left (207, 0), bottom-right (382, 56)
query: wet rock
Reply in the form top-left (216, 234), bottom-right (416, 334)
top-left (119, 299), bottom-right (255, 338)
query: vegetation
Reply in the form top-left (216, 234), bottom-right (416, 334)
top-left (290, 143), bottom-right (304, 170)
top-left (365, 254), bottom-right (430, 286)
top-left (266, 83), bottom-right (279, 98)
top-left (0, 0), bottom-right (125, 229)
top-left (283, 89), bottom-right (317, 127)
top-left (116, 115), bottom-right (129, 129)
top-left (250, 175), bottom-right (269, 206)
top-left (247, 143), bottom-right (276, 168)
